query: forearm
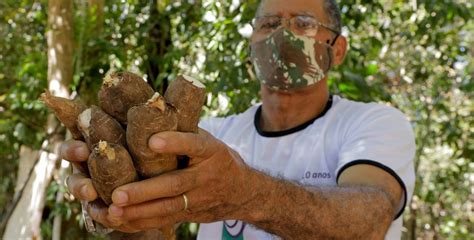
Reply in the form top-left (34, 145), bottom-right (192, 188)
top-left (238, 170), bottom-right (395, 240)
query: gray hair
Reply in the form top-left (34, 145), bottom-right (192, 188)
top-left (257, 0), bottom-right (342, 33)
top-left (323, 0), bottom-right (341, 32)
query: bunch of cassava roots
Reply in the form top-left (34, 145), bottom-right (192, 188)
top-left (40, 72), bottom-right (206, 240)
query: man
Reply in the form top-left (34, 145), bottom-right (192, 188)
top-left (62, 0), bottom-right (415, 239)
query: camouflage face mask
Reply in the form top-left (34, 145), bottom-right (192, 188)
top-left (250, 28), bottom-right (333, 91)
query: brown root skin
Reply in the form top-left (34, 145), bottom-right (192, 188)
top-left (98, 72), bottom-right (154, 124)
top-left (164, 75), bottom-right (206, 133)
top-left (39, 91), bottom-right (87, 140)
top-left (77, 105), bottom-right (126, 150)
top-left (127, 93), bottom-right (178, 178)
top-left (88, 141), bottom-right (138, 205)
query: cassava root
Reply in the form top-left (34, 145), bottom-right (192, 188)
top-left (88, 141), bottom-right (138, 205)
top-left (127, 93), bottom-right (178, 178)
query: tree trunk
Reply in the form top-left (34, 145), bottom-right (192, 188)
top-left (1, 146), bottom-right (39, 238)
top-left (2, 121), bottom-right (64, 239)
top-left (47, 0), bottom-right (74, 95)
top-left (2, 0), bottom-right (74, 239)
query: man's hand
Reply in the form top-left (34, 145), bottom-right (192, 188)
top-left (98, 129), bottom-right (255, 232)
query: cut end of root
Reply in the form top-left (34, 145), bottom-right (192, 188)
top-left (78, 108), bottom-right (92, 136)
top-left (98, 141), bottom-right (116, 160)
top-left (103, 72), bottom-right (120, 87)
top-left (147, 93), bottom-right (166, 111)
top-left (182, 75), bottom-right (205, 89)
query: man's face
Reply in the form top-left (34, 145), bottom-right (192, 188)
top-left (251, 0), bottom-right (336, 45)
top-left (250, 0), bottom-right (342, 92)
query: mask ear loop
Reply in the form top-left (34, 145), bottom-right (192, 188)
top-left (324, 34), bottom-right (339, 72)
top-left (325, 47), bottom-right (333, 72)
top-left (330, 34), bottom-right (340, 46)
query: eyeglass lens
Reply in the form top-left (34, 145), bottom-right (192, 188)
top-left (255, 16), bottom-right (319, 36)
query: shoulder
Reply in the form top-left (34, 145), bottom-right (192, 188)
top-left (333, 96), bottom-right (408, 120)
top-left (331, 96), bottom-right (413, 133)
top-left (333, 96), bottom-right (416, 171)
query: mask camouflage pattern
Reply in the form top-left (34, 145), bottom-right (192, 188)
top-left (250, 28), bottom-right (332, 91)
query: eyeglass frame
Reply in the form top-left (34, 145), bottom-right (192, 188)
top-left (251, 15), bottom-right (341, 46)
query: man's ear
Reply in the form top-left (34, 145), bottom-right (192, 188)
top-left (332, 35), bottom-right (347, 66)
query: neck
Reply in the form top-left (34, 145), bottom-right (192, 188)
top-left (259, 81), bottom-right (329, 132)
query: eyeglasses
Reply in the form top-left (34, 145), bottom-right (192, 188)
top-left (253, 15), bottom-right (340, 40)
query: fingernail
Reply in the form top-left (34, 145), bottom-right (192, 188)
top-left (88, 204), bottom-right (98, 217)
top-left (113, 191), bottom-right (128, 205)
top-left (149, 136), bottom-right (166, 150)
top-left (109, 205), bottom-right (123, 217)
top-left (81, 185), bottom-right (89, 198)
top-left (75, 145), bottom-right (89, 160)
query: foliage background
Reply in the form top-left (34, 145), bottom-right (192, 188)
top-left (0, 0), bottom-right (472, 239)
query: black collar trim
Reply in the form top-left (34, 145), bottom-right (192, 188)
top-left (254, 95), bottom-right (333, 138)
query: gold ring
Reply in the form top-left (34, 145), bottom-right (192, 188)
top-left (182, 193), bottom-right (189, 211)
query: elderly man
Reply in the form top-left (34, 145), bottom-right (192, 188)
top-left (62, 0), bottom-right (415, 239)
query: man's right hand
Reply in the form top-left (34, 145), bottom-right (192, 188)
top-left (60, 140), bottom-right (97, 201)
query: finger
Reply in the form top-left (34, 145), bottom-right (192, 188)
top-left (88, 200), bottom-right (121, 228)
top-left (108, 195), bottom-right (184, 221)
top-left (148, 129), bottom-right (219, 158)
top-left (66, 173), bottom-right (98, 201)
top-left (126, 214), bottom-right (188, 231)
top-left (112, 226), bottom-right (142, 234)
top-left (111, 169), bottom-right (197, 206)
top-left (60, 140), bottom-right (90, 162)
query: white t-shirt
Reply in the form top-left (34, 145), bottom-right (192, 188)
top-left (197, 95), bottom-right (416, 240)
